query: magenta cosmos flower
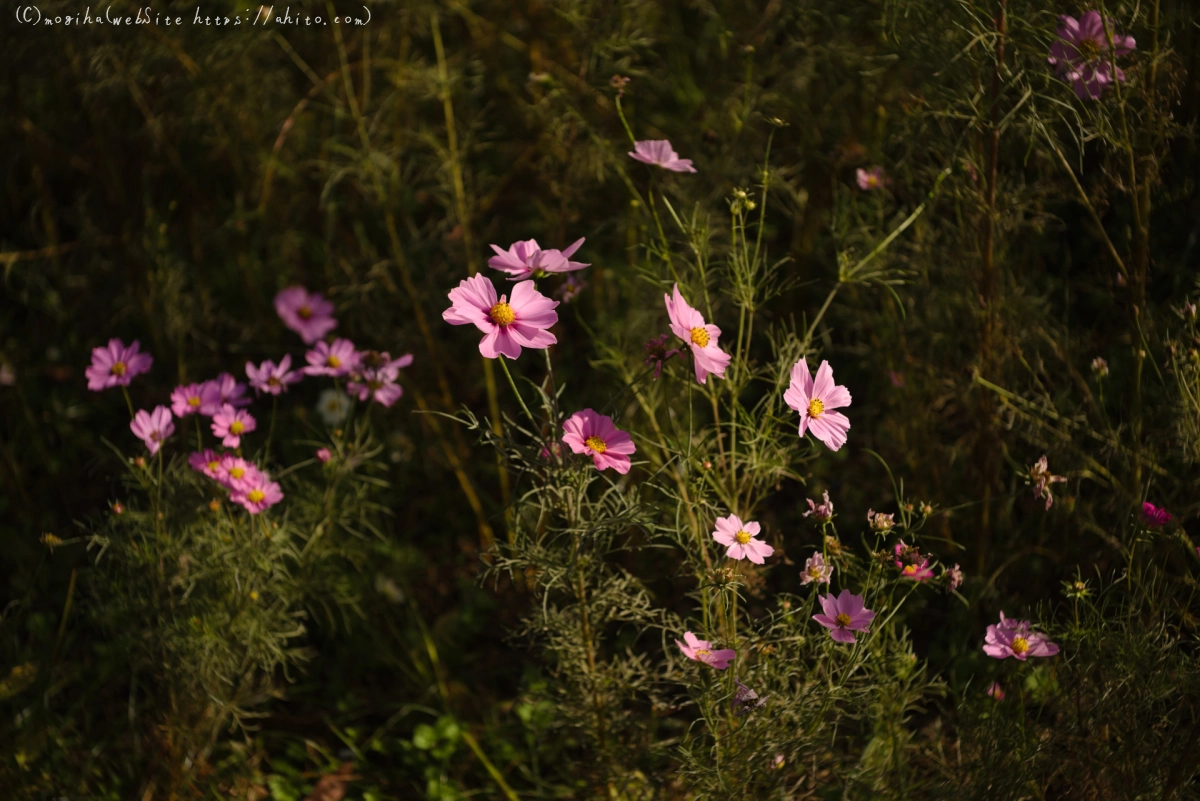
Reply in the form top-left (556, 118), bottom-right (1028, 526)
top-left (275, 286), bottom-right (337, 344)
top-left (813, 589), bottom-right (876, 643)
top-left (1141, 502), bottom-right (1172, 528)
top-left (712, 514), bottom-right (774, 564)
top-left (216, 453), bottom-right (256, 490)
top-left (893, 540), bottom-right (935, 582)
top-left (628, 140), bottom-right (697, 173)
top-left (804, 490), bottom-right (834, 522)
top-left (130, 406), bottom-right (174, 455)
top-left (170, 382), bottom-right (221, 418)
top-left (675, 632), bottom-right (736, 670)
top-left (801, 552), bottom-right (833, 585)
top-left (856, 167), bottom-right (885, 190)
top-left (986, 681), bottom-right (1005, 701)
top-left (85, 338), bottom-right (152, 391)
top-left (205, 372), bottom-right (251, 410)
top-left (1048, 12), bottom-right (1136, 100)
top-left (982, 612), bottom-right (1060, 661)
top-left (188, 448), bottom-right (224, 480)
top-left (664, 284), bottom-right (731, 384)
top-left (561, 409), bottom-right (636, 474)
top-left (443, 274), bottom-right (559, 360)
top-left (246, 354), bottom-right (303, 396)
top-left (211, 404), bottom-right (257, 448)
top-left (303, 339), bottom-right (360, 378)
top-left (347, 352), bottom-right (413, 407)
top-left (785, 357), bottom-right (852, 451)
top-left (230, 468), bottom-right (284, 515)
top-left (488, 238), bottom-right (589, 281)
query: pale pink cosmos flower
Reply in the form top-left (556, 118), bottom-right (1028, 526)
top-left (813, 589), bottom-right (876, 643)
top-left (246, 354), bottom-right (303, 396)
top-left (211, 404), bottom-right (257, 448)
top-left (216, 453), bottom-right (256, 490)
top-left (230, 468), bottom-right (284, 515)
top-left (188, 448), bottom-right (224, 480)
top-left (986, 681), bottom-right (1005, 701)
top-left (170, 382), bottom-right (220, 418)
top-left (347, 352), bottom-right (413, 407)
top-left (316, 447), bottom-right (332, 463)
top-left (712, 514), bottom-right (774, 564)
top-left (982, 612), bottom-right (1060, 660)
top-left (443, 274), bottom-right (559, 360)
top-left (675, 631), bottom-right (736, 669)
top-left (801, 551), bottom-right (833, 585)
top-left (804, 490), bottom-right (834, 522)
top-left (1048, 11), bottom-right (1136, 100)
top-left (1029, 455), bottom-right (1067, 510)
top-left (664, 284), bottom-right (731, 384)
top-left (561, 409), bottom-right (636, 474)
top-left (867, 509), bottom-right (894, 532)
top-left (893, 541), bottom-right (935, 582)
top-left (303, 339), bottom-right (360, 378)
top-left (1141, 502), bottom-right (1172, 528)
top-left (487, 238), bottom-right (589, 281)
top-left (202, 372), bottom-right (251, 410)
top-left (86, 338), bottom-right (153, 391)
top-left (946, 563), bottom-right (965, 591)
top-left (275, 286), bottom-right (337, 344)
top-left (856, 166), bottom-right (886, 190)
top-left (628, 140), bottom-right (696, 173)
top-left (784, 357), bottom-right (852, 451)
top-left (130, 406), bottom-right (174, 455)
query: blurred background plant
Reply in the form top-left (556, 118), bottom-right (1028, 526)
top-left (2, 0), bottom-right (1199, 797)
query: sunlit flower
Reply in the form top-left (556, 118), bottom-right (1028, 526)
top-left (1028, 455), bottom-right (1067, 510)
top-left (986, 681), bottom-right (1005, 701)
top-left (801, 551), bottom-right (833, 585)
top-left (275, 286), bottom-right (337, 344)
top-left (304, 339), bottom-right (360, 378)
top-left (813, 589), bottom-right (876, 643)
top-left (171, 382), bottom-right (220, 418)
top-left (246, 354), bottom-right (303, 396)
top-left (86, 338), bottom-right (152, 391)
top-left (731, 678), bottom-right (767, 715)
top-left (216, 454), bottom-right (256, 490)
top-left (664, 284), bottom-right (730, 384)
top-left (317, 389), bottom-right (352, 426)
top-left (488, 238), bottom-right (589, 281)
top-left (443, 274), bottom-right (559, 360)
top-left (983, 612), bottom-right (1059, 660)
top-left (712, 514), bottom-right (774, 564)
top-left (804, 490), bottom-right (834, 522)
top-left (785, 357), bottom-right (852, 451)
top-left (628, 139), bottom-right (696, 173)
top-left (347, 352), bottom-right (413, 407)
top-left (130, 406), bottom-right (174, 455)
top-left (1048, 11), bottom-right (1136, 100)
top-left (867, 509), bottom-right (894, 532)
top-left (856, 166), bottom-right (886, 190)
top-left (230, 468), bottom-right (284, 515)
top-left (1141, 502), bottom-right (1172, 528)
top-left (893, 541), bottom-right (935, 582)
top-left (188, 448), bottom-right (224, 480)
top-left (561, 409), bottom-right (636, 474)
top-left (675, 631), bottom-right (735, 669)
top-left (211, 404), bottom-right (257, 448)
top-left (643, 334), bottom-right (682, 380)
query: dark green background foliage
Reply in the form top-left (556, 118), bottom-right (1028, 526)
top-left (2, 0), bottom-right (1199, 797)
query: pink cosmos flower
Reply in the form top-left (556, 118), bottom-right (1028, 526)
top-left (628, 139), bottom-right (696, 173)
top-left (893, 541), bottom-right (935, 582)
top-left (275, 286), bottom-right (337, 344)
top-left (171, 382), bottom-right (221, 418)
top-left (1091, 356), bottom-right (1109, 377)
top-left (487, 238), bottom-right (590, 281)
top-left (712, 514), bottom-right (774, 564)
top-left (200, 372), bottom-right (251, 411)
top-left (211, 404), bottom-right (257, 448)
top-left (556, 273), bottom-right (587, 304)
top-left (230, 469), bottom-right (284, 515)
top-left (246, 354), bottom-right (303, 396)
top-left (804, 490), bottom-right (834, 522)
top-left (784, 357), bottom-right (852, 451)
top-left (85, 338), bottom-right (153, 391)
top-left (1029, 455), bottom-right (1067, 510)
top-left (947, 563), bottom-right (965, 591)
top-left (856, 166), bottom-right (886, 190)
top-left (675, 631), bottom-right (736, 670)
top-left (813, 589), bottom-right (876, 643)
top-left (643, 334), bottom-right (682, 380)
top-left (561, 409), bottom-right (636, 474)
top-left (188, 449), bottom-right (224, 480)
top-left (442, 274), bottom-right (559, 360)
top-left (303, 339), bottom-right (360, 378)
top-left (801, 552), bottom-right (833, 585)
top-left (216, 453), bottom-right (256, 490)
top-left (986, 681), bottom-right (1005, 701)
top-left (867, 509), bottom-right (895, 531)
top-left (316, 447), bottom-right (332, 463)
top-left (664, 284), bottom-right (731, 384)
top-left (982, 612), bottom-right (1060, 660)
top-left (130, 406), bottom-right (174, 455)
top-left (1048, 12), bottom-right (1136, 100)
top-left (347, 352), bottom-right (413, 407)
top-left (1141, 502), bottom-right (1172, 528)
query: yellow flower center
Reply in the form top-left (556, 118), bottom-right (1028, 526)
top-left (584, 436), bottom-right (607, 453)
top-left (268, 376), bottom-right (280, 387)
top-left (489, 301), bottom-right (516, 326)
top-left (111, 361), bottom-right (127, 376)
top-left (689, 327), bottom-right (710, 347)
top-left (735, 530), bottom-right (751, 545)
top-left (695, 648), bottom-right (711, 657)
top-left (298, 305), bottom-right (312, 319)
top-left (903, 565), bottom-right (919, 575)
top-left (866, 175), bottom-right (879, 187)
top-left (808, 398), bottom-right (825, 418)
top-left (230, 421), bottom-right (245, 435)
top-left (188, 396), bottom-right (201, 407)
top-left (1078, 38), bottom-right (1102, 61)
top-left (207, 460), bottom-right (220, 472)
top-left (808, 567), bottom-right (822, 579)
top-left (230, 467), bottom-right (245, 479)
top-left (248, 489), bottom-right (265, 503)
top-left (835, 613), bottom-right (852, 627)
top-left (1011, 637), bottom-right (1029, 655)
top-left (326, 355), bottom-right (341, 368)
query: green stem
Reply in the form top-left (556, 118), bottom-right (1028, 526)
top-left (121, 386), bottom-right (135, 419)
top-left (498, 355), bottom-right (536, 426)
top-left (613, 95), bottom-right (638, 148)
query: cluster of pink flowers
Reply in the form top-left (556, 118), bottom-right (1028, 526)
top-left (188, 450), bottom-right (283, 514)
